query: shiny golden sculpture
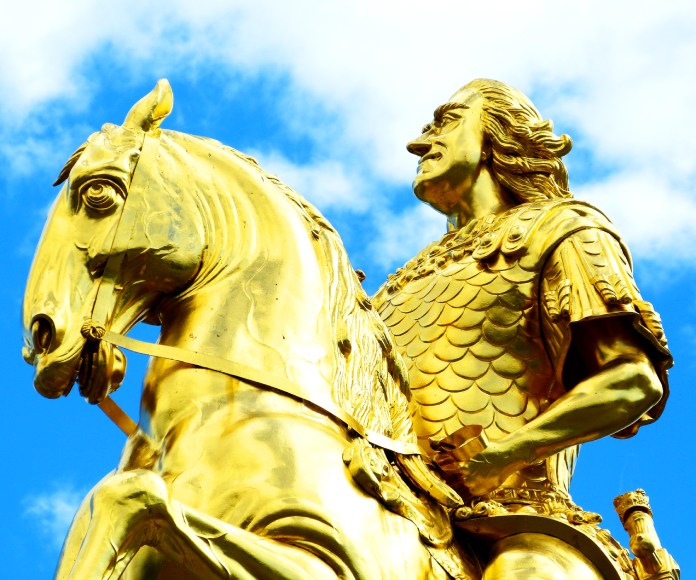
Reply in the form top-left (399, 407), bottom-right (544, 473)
top-left (22, 77), bottom-right (679, 580)
top-left (22, 80), bottom-right (477, 579)
top-left (373, 79), bottom-right (678, 578)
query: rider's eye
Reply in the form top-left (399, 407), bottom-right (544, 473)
top-left (80, 181), bottom-right (123, 213)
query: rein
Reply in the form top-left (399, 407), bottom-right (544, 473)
top-left (85, 131), bottom-right (423, 457)
top-left (86, 323), bottom-right (422, 456)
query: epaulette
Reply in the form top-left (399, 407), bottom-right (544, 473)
top-left (471, 200), bottom-right (624, 270)
top-left (378, 200), bottom-right (622, 298)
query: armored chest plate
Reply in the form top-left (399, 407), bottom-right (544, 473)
top-left (375, 210), bottom-right (556, 448)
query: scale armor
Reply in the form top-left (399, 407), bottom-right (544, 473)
top-left (374, 200), bottom-right (671, 508)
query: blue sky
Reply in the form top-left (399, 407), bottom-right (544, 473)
top-left (2, 1), bottom-right (695, 577)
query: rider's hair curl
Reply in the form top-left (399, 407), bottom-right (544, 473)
top-left (465, 78), bottom-right (573, 202)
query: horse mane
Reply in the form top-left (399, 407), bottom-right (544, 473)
top-left (167, 131), bottom-right (415, 443)
top-left (268, 171), bottom-right (413, 438)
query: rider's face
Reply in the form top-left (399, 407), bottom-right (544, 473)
top-left (407, 88), bottom-right (486, 215)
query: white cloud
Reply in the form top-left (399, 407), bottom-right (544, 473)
top-left (249, 150), bottom-right (371, 212)
top-left (575, 171), bottom-right (696, 264)
top-left (3, 0), bottom-right (695, 269)
top-left (369, 203), bottom-right (446, 269)
top-left (6, 1), bottom-right (694, 167)
top-left (0, 132), bottom-right (82, 179)
top-left (23, 485), bottom-right (84, 548)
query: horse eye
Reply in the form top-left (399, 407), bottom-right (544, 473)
top-left (80, 181), bottom-right (123, 213)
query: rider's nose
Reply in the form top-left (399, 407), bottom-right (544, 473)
top-left (406, 137), bottom-right (431, 157)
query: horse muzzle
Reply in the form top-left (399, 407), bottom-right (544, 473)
top-left (29, 347), bottom-right (82, 400)
top-left (23, 315), bottom-right (70, 397)
top-left (24, 312), bottom-right (126, 402)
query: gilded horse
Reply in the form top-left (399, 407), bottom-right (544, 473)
top-left (22, 81), bottom-right (478, 579)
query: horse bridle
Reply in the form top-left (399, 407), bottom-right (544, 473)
top-left (81, 129), bottom-right (423, 457)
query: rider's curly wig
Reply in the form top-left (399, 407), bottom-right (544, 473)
top-left (464, 78), bottom-right (573, 202)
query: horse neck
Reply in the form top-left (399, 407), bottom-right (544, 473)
top-left (151, 140), bottom-right (402, 438)
top-left (156, 155), bottom-right (341, 405)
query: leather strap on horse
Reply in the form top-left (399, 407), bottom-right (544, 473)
top-left (84, 130), bottom-right (423, 456)
top-left (97, 396), bottom-right (138, 437)
top-left (89, 323), bottom-right (424, 456)
top-left (88, 132), bottom-right (160, 329)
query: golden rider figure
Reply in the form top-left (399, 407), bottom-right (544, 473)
top-left (373, 79), bottom-right (673, 578)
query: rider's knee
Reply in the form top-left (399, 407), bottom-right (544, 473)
top-left (482, 533), bottom-right (603, 580)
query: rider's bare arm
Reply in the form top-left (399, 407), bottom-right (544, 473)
top-left (456, 317), bottom-right (662, 496)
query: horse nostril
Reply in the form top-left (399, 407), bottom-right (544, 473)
top-left (31, 316), bottom-right (54, 353)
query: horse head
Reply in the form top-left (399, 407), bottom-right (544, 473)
top-left (23, 81), bottom-right (475, 579)
top-left (22, 80), bottom-right (205, 403)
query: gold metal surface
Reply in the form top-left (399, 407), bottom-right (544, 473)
top-left (373, 79), bottom-right (678, 578)
top-left (22, 77), bottom-right (679, 579)
top-left (23, 80), bottom-right (476, 579)
top-left (614, 490), bottom-right (680, 579)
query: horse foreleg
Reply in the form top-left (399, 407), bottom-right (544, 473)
top-left (58, 470), bottom-right (337, 580)
top-left (55, 470), bottom-right (226, 579)
top-left (160, 503), bottom-right (342, 580)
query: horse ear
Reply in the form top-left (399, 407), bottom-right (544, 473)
top-left (123, 79), bottom-right (174, 133)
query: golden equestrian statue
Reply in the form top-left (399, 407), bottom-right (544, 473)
top-left (22, 79), bottom-right (678, 579)
top-left (373, 79), bottom-right (679, 579)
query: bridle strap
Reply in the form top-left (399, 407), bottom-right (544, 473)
top-left (85, 130), bottom-right (423, 456)
top-left (98, 396), bottom-right (137, 436)
top-left (89, 132), bottom-right (160, 328)
top-left (94, 326), bottom-right (423, 456)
